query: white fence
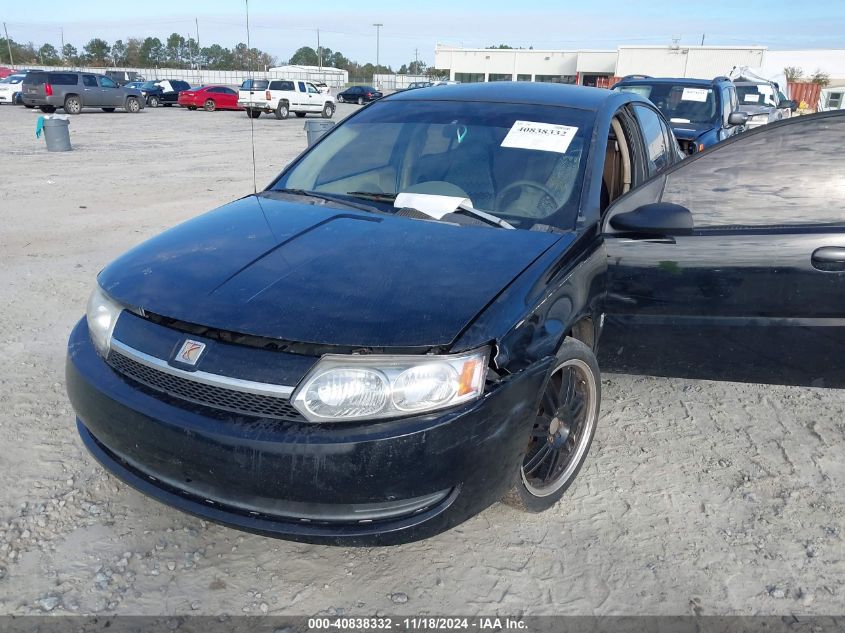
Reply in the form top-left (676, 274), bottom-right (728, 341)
top-left (17, 64), bottom-right (349, 88)
top-left (373, 74), bottom-right (431, 90)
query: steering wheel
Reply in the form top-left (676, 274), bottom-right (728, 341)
top-left (494, 180), bottom-right (561, 214)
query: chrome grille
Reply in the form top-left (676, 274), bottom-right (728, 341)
top-left (108, 350), bottom-right (304, 421)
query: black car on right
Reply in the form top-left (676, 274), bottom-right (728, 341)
top-left (612, 75), bottom-right (748, 154)
top-left (336, 85), bottom-right (383, 104)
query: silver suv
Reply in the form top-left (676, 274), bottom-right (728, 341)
top-left (22, 71), bottom-right (144, 114)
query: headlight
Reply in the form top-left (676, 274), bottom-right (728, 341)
top-left (291, 349), bottom-right (489, 422)
top-left (86, 285), bottom-right (124, 357)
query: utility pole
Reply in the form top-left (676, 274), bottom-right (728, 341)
top-left (414, 47), bottom-right (419, 73)
top-left (61, 27), bottom-right (65, 63)
top-left (700, 33), bottom-right (706, 46)
top-left (373, 23), bottom-right (382, 72)
top-left (3, 23), bottom-right (13, 66)
top-left (317, 28), bottom-right (321, 70)
top-left (195, 18), bottom-right (201, 69)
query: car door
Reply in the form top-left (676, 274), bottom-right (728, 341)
top-left (599, 112), bottom-right (845, 387)
top-left (82, 74), bottom-right (101, 106)
top-left (98, 75), bottom-right (122, 106)
top-left (305, 82), bottom-right (323, 112)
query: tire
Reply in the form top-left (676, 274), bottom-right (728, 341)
top-left (24, 104), bottom-right (34, 108)
top-left (247, 108), bottom-right (261, 119)
top-left (337, 95), bottom-right (344, 103)
top-left (357, 97), bottom-right (364, 105)
top-left (187, 106), bottom-right (197, 111)
top-left (203, 99), bottom-right (216, 112)
top-left (64, 95), bottom-right (82, 115)
top-left (164, 102), bottom-right (172, 107)
top-left (148, 95), bottom-right (159, 108)
top-left (39, 105), bottom-right (56, 113)
top-left (13, 92), bottom-right (22, 105)
top-left (295, 112), bottom-right (306, 118)
top-left (101, 107), bottom-right (116, 113)
top-left (125, 97), bottom-right (141, 113)
top-left (503, 337), bottom-right (601, 513)
top-left (321, 103), bottom-right (334, 119)
top-left (274, 101), bottom-right (289, 120)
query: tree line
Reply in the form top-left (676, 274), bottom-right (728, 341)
top-left (0, 35), bottom-right (442, 80)
top-left (1, 33), bottom-right (275, 70)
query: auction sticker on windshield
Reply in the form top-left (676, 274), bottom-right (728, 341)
top-left (681, 87), bottom-right (709, 102)
top-left (501, 120), bottom-right (578, 154)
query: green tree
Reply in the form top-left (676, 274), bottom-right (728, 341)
top-left (139, 37), bottom-right (164, 66)
top-left (408, 60), bottom-right (426, 75)
top-left (83, 38), bottom-right (111, 65)
top-left (125, 38), bottom-right (142, 67)
top-left (165, 32), bottom-right (185, 67)
top-left (200, 44), bottom-right (233, 69)
top-left (811, 69), bottom-right (830, 86)
top-left (290, 46), bottom-right (318, 66)
top-left (62, 43), bottom-right (79, 64)
top-left (111, 39), bottom-right (127, 66)
top-left (783, 66), bottom-right (803, 82)
top-left (38, 43), bottom-right (60, 65)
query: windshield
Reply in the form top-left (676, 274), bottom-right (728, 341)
top-left (271, 99), bottom-right (593, 230)
top-left (2, 75), bottom-right (24, 84)
top-left (241, 79), bottom-right (268, 91)
top-left (140, 81), bottom-right (159, 90)
top-left (736, 84), bottom-right (778, 107)
top-left (616, 83), bottom-right (718, 125)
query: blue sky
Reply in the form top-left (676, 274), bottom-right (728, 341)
top-left (2, 0), bottom-right (843, 68)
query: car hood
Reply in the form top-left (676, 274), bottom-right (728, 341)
top-left (99, 195), bottom-right (565, 348)
top-left (669, 122), bottom-right (716, 141)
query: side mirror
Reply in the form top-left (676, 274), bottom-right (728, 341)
top-left (609, 202), bottom-right (693, 236)
top-left (727, 111), bottom-right (748, 126)
top-left (781, 99), bottom-right (798, 112)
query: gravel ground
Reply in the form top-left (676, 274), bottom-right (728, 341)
top-left (0, 103), bottom-right (842, 617)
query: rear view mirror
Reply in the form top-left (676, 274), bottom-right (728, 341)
top-left (609, 202), bottom-right (693, 236)
top-left (727, 111), bottom-right (748, 126)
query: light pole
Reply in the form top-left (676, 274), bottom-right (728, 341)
top-left (372, 23), bottom-right (383, 77)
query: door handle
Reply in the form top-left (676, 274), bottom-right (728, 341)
top-left (812, 246), bottom-right (845, 271)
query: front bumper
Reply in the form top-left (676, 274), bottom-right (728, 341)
top-left (66, 319), bottom-right (552, 545)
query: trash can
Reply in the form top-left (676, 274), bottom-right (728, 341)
top-left (304, 119), bottom-right (335, 147)
top-left (36, 115), bottom-right (72, 152)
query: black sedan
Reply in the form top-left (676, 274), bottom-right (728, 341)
top-left (66, 83), bottom-right (845, 545)
top-left (336, 85), bottom-right (382, 104)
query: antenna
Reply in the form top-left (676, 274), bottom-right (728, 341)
top-left (245, 0), bottom-right (257, 194)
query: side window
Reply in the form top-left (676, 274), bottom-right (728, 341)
top-left (206, 87), bottom-right (220, 93)
top-left (298, 81), bottom-right (306, 92)
top-left (662, 115), bottom-right (845, 227)
top-left (632, 105), bottom-right (670, 176)
top-left (268, 81), bottom-right (281, 90)
top-left (720, 87), bottom-right (732, 124)
top-left (224, 88), bottom-right (236, 95)
top-left (307, 83), bottom-right (319, 94)
top-left (728, 86), bottom-right (738, 114)
top-left (82, 75), bottom-right (98, 87)
top-left (99, 76), bottom-right (118, 88)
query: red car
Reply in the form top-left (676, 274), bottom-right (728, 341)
top-left (178, 85), bottom-right (242, 112)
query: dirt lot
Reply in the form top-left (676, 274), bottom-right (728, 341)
top-left (0, 103), bottom-right (842, 617)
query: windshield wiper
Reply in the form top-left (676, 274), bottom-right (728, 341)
top-left (346, 191), bottom-right (398, 202)
top-left (454, 202), bottom-right (515, 229)
top-left (268, 189), bottom-right (383, 214)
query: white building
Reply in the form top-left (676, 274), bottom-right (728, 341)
top-left (434, 45), bottom-right (845, 86)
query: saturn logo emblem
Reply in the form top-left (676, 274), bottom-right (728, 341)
top-left (176, 339), bottom-right (206, 366)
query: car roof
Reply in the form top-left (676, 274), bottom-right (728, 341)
top-left (615, 77), bottom-right (723, 87)
top-left (386, 81), bottom-right (628, 110)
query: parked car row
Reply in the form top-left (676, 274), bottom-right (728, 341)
top-left (612, 74), bottom-right (797, 153)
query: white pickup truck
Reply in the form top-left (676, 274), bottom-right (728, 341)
top-left (238, 78), bottom-right (336, 120)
